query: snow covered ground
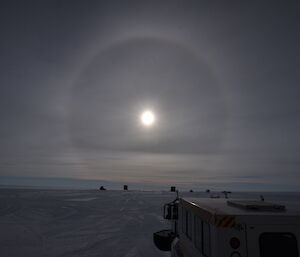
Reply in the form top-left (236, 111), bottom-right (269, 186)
top-left (0, 189), bottom-right (299, 257)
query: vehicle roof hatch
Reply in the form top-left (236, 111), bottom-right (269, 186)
top-left (227, 200), bottom-right (286, 211)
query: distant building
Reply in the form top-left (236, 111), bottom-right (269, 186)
top-left (123, 185), bottom-right (128, 190)
top-left (170, 186), bottom-right (176, 192)
top-left (222, 191), bottom-right (232, 199)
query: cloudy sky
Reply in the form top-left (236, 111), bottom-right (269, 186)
top-left (0, 1), bottom-right (299, 190)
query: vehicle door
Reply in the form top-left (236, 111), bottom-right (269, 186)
top-left (246, 224), bottom-right (299, 257)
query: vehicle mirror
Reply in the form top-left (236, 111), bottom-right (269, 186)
top-left (164, 204), bottom-right (172, 219)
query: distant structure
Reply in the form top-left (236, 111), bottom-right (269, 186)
top-left (170, 186), bottom-right (176, 192)
top-left (99, 186), bottom-right (106, 191)
top-left (222, 191), bottom-right (232, 199)
top-left (123, 185), bottom-right (128, 190)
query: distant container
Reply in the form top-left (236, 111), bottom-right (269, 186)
top-left (170, 186), bottom-right (176, 192)
top-left (123, 185), bottom-right (128, 190)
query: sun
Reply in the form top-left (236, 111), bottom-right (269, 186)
top-left (140, 110), bottom-right (155, 126)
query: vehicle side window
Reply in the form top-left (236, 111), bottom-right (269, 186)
top-left (259, 232), bottom-right (299, 257)
top-left (186, 211), bottom-right (192, 239)
top-left (181, 207), bottom-right (185, 233)
top-left (194, 216), bottom-right (203, 252)
top-left (203, 221), bottom-right (211, 257)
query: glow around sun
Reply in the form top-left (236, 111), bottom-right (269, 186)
top-left (140, 110), bottom-right (155, 126)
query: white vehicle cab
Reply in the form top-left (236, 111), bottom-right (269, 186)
top-left (154, 196), bottom-right (300, 257)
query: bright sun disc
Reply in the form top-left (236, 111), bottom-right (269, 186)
top-left (141, 111), bottom-right (155, 126)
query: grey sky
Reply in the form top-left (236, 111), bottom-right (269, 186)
top-left (0, 1), bottom-right (299, 190)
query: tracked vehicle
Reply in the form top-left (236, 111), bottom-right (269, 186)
top-left (154, 196), bottom-right (300, 257)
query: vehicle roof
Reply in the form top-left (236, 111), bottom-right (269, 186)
top-left (181, 197), bottom-right (300, 216)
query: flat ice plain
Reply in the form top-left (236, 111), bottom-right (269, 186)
top-left (0, 189), bottom-right (299, 257)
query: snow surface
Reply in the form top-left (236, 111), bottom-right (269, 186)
top-left (0, 189), bottom-right (299, 257)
